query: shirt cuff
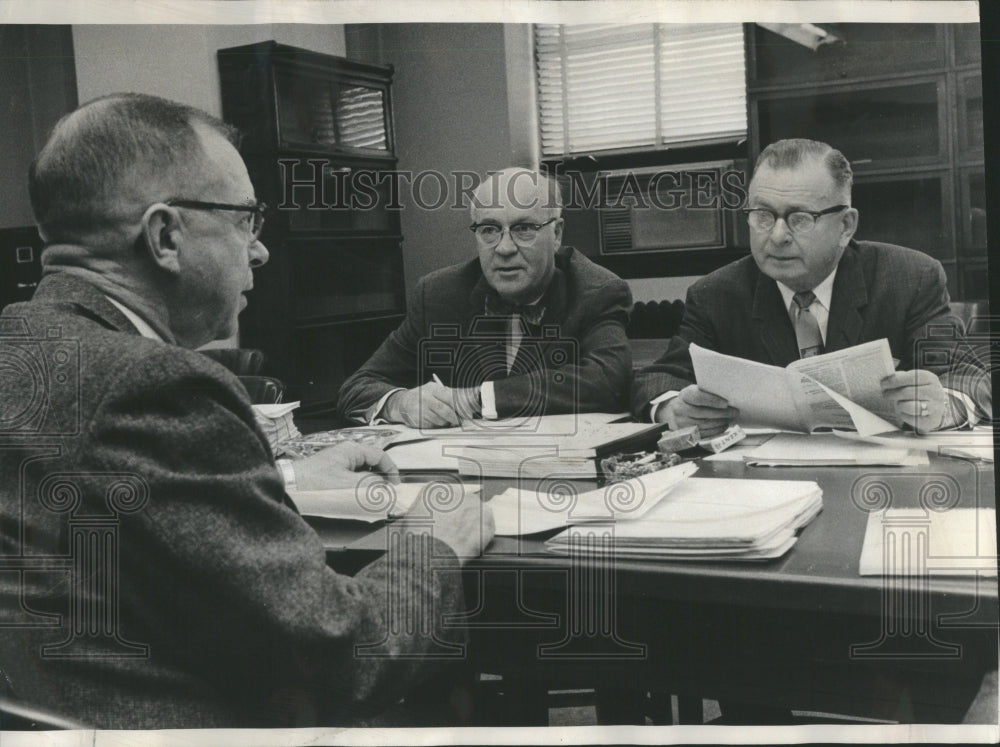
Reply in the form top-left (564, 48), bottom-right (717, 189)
top-left (943, 388), bottom-right (978, 429)
top-left (362, 388), bottom-right (406, 425)
top-left (648, 390), bottom-right (680, 423)
top-left (480, 381), bottom-right (498, 420)
top-left (275, 458), bottom-right (297, 491)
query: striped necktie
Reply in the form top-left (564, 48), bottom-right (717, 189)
top-left (791, 290), bottom-right (824, 358)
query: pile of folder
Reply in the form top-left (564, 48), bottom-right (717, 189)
top-left (252, 402), bottom-right (301, 453)
top-left (545, 477), bottom-right (823, 561)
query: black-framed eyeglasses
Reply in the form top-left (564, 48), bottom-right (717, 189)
top-left (469, 217), bottom-right (558, 247)
top-left (743, 205), bottom-right (848, 234)
top-left (166, 199), bottom-right (267, 241)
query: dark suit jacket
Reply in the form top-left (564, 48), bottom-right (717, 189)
top-left (0, 273), bottom-right (465, 729)
top-left (338, 247), bottom-right (633, 421)
top-left (631, 241), bottom-right (991, 420)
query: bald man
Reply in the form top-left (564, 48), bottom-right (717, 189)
top-left (337, 167), bottom-right (633, 426)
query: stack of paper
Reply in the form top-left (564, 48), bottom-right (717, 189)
top-left (546, 477), bottom-right (823, 561)
top-left (859, 508), bottom-right (997, 576)
top-left (253, 401), bottom-right (301, 452)
top-left (290, 482), bottom-right (482, 522)
top-left (490, 462), bottom-right (698, 536)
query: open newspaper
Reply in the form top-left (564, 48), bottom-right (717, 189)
top-left (690, 339), bottom-right (900, 436)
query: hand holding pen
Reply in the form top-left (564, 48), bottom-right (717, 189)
top-left (384, 374), bottom-right (479, 428)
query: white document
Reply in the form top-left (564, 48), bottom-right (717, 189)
top-left (859, 508), bottom-right (998, 577)
top-left (490, 462), bottom-right (698, 536)
top-left (743, 433), bottom-right (928, 467)
top-left (835, 427), bottom-right (995, 463)
top-left (689, 340), bottom-right (899, 435)
top-left (289, 482), bottom-right (481, 522)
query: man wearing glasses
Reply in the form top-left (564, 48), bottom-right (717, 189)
top-left (338, 167), bottom-right (633, 427)
top-left (0, 93), bottom-right (492, 728)
top-left (632, 138), bottom-right (990, 434)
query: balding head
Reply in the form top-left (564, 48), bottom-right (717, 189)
top-left (29, 93), bottom-right (238, 245)
top-left (470, 167), bottom-right (562, 219)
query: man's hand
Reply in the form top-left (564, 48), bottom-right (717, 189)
top-left (881, 369), bottom-right (954, 433)
top-left (412, 493), bottom-right (495, 566)
top-left (293, 442), bottom-right (399, 491)
top-left (385, 382), bottom-right (479, 428)
top-left (656, 384), bottom-right (738, 438)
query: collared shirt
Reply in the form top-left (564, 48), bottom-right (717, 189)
top-left (775, 267), bottom-right (838, 344)
top-left (105, 295), bottom-right (164, 342)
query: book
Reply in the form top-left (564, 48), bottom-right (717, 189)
top-left (452, 419), bottom-right (667, 478)
top-left (381, 414), bottom-right (664, 477)
top-left (545, 477), bottom-right (823, 561)
top-left (690, 339), bottom-right (900, 436)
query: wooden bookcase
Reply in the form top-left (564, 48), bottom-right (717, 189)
top-left (746, 23), bottom-right (986, 301)
top-left (218, 41), bottom-right (405, 413)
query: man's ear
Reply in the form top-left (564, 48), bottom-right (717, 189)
top-left (552, 216), bottom-right (564, 245)
top-left (838, 207), bottom-right (859, 247)
top-left (140, 203), bottom-right (183, 274)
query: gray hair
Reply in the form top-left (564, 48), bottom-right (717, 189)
top-left (29, 92), bottom-right (239, 242)
top-left (470, 167), bottom-right (563, 215)
top-left (754, 138), bottom-right (853, 199)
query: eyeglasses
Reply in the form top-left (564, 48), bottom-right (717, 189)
top-left (167, 199), bottom-right (267, 241)
top-left (743, 205), bottom-right (848, 234)
top-left (469, 217), bottom-right (558, 248)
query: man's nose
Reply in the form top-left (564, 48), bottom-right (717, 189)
top-left (493, 230), bottom-right (519, 255)
top-left (249, 239), bottom-right (269, 268)
top-left (768, 217), bottom-right (793, 243)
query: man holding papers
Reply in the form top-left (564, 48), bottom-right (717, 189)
top-left (0, 94), bottom-right (493, 728)
top-left (633, 138), bottom-right (990, 435)
top-left (337, 167), bottom-right (633, 427)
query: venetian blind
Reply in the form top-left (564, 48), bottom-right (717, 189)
top-left (535, 24), bottom-right (747, 157)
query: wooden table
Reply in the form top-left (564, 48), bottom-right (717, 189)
top-left (313, 454), bottom-right (998, 724)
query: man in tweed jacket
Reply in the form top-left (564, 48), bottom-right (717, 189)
top-left (0, 93), bottom-right (492, 729)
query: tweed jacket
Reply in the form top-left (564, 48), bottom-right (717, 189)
top-left (0, 273), bottom-right (465, 729)
top-left (631, 240), bottom-right (992, 420)
top-left (337, 247), bottom-right (633, 421)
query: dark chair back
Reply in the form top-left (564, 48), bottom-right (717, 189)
top-left (240, 375), bottom-right (285, 405)
top-left (200, 347), bottom-right (266, 376)
top-left (626, 300), bottom-right (685, 339)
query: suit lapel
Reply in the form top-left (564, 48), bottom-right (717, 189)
top-left (825, 245), bottom-right (867, 352)
top-left (751, 272), bottom-right (800, 367)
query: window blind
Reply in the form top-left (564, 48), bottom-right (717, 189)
top-left (535, 24), bottom-right (747, 157)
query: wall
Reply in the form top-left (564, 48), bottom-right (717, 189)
top-left (347, 23), bottom-right (700, 302)
top-left (348, 24), bottom-right (519, 292)
top-left (73, 25), bottom-right (345, 116)
top-left (0, 26), bottom-right (77, 228)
